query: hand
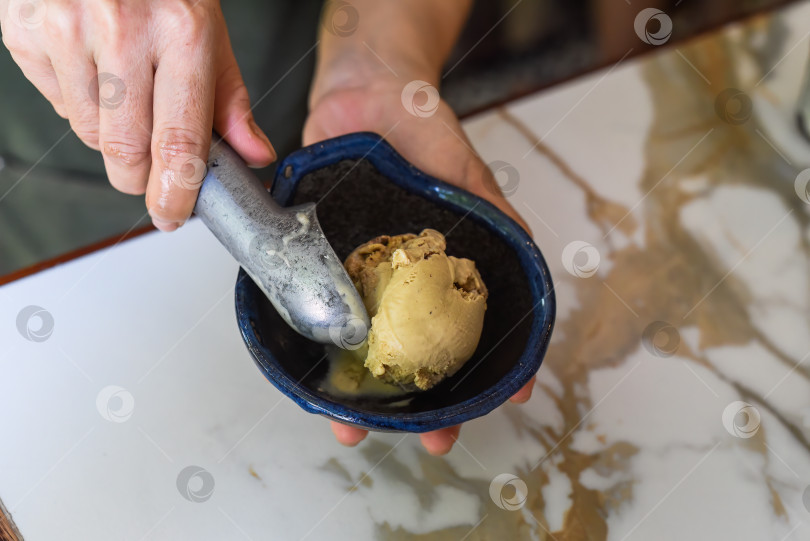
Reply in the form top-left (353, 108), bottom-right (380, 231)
top-left (304, 65), bottom-right (536, 455)
top-left (0, 0), bottom-right (276, 231)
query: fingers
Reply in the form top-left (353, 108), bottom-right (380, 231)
top-left (145, 25), bottom-right (216, 232)
top-left (3, 2), bottom-right (271, 225)
top-left (330, 422), bottom-right (462, 454)
top-left (1, 9), bottom-right (65, 117)
top-left (413, 379), bottom-right (534, 455)
top-left (329, 382), bottom-right (533, 452)
top-left (49, 47), bottom-right (100, 149)
top-left (5, 49), bottom-right (65, 117)
top-left (419, 425), bottom-right (461, 456)
top-left (212, 31), bottom-right (275, 167)
top-left (509, 376), bottom-right (536, 404)
top-left (96, 50), bottom-right (154, 195)
top-left (330, 421), bottom-right (368, 447)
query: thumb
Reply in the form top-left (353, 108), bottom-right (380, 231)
top-left (469, 158), bottom-right (533, 236)
top-left (213, 39), bottom-right (275, 167)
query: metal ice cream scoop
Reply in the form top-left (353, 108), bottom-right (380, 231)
top-left (193, 138), bottom-right (369, 347)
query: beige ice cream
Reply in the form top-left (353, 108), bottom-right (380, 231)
top-left (344, 229), bottom-right (488, 390)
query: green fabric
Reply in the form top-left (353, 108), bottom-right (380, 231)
top-left (0, 160), bottom-right (149, 271)
top-left (0, 0), bottom-right (322, 274)
top-left (0, 47), bottom-right (102, 175)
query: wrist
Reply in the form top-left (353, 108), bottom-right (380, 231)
top-left (309, 39), bottom-right (439, 109)
top-left (310, 0), bottom-right (473, 108)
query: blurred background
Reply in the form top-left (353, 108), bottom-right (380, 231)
top-left (0, 0), bottom-right (799, 278)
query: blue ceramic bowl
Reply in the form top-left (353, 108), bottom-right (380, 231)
top-left (234, 132), bottom-right (555, 432)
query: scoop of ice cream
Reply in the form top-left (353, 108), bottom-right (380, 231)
top-left (344, 229), bottom-right (488, 390)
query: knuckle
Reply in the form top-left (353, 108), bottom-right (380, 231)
top-left (6, 45), bottom-right (36, 64)
top-left (159, 2), bottom-right (215, 41)
top-left (218, 63), bottom-right (249, 102)
top-left (229, 90), bottom-right (250, 114)
top-left (44, 5), bottom-right (81, 41)
top-left (154, 127), bottom-right (208, 192)
top-left (71, 123), bottom-right (100, 148)
top-left (186, 11), bottom-right (212, 40)
top-left (101, 139), bottom-right (151, 169)
top-left (1, 28), bottom-right (23, 52)
top-left (95, 0), bottom-right (123, 32)
top-left (52, 104), bottom-right (68, 118)
top-left (97, 24), bottom-right (126, 56)
top-left (154, 127), bottom-right (207, 162)
top-left (94, 5), bottom-right (135, 58)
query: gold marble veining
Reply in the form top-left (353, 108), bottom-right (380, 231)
top-left (316, 13), bottom-right (810, 540)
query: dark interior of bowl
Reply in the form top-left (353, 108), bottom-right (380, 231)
top-left (248, 158), bottom-right (533, 414)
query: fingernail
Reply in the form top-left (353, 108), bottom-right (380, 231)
top-left (427, 445), bottom-right (453, 456)
top-left (152, 218), bottom-right (180, 232)
top-left (249, 118), bottom-right (276, 161)
top-left (149, 210), bottom-right (184, 232)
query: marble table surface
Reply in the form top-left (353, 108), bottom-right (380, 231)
top-left (3, 3), bottom-right (810, 540)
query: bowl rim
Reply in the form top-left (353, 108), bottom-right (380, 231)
top-left (234, 132), bottom-right (556, 433)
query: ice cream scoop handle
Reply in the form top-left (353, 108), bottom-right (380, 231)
top-left (192, 138), bottom-right (370, 346)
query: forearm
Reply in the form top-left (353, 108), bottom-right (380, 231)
top-left (310, 0), bottom-right (472, 105)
